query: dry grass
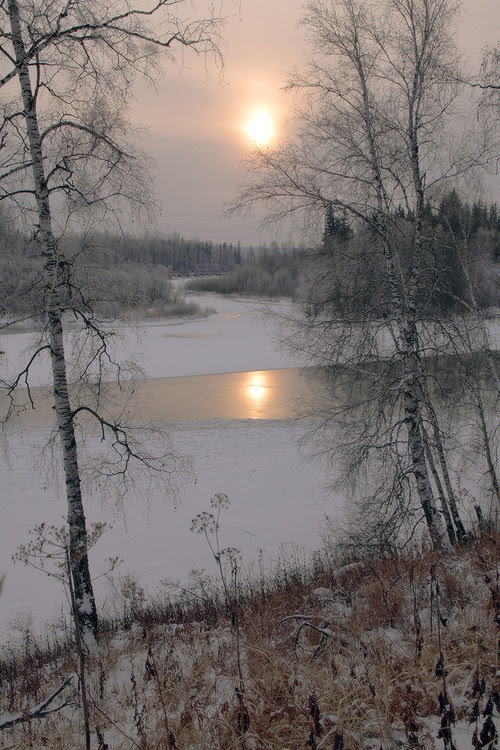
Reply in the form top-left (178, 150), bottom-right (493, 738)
top-left (1, 533), bottom-right (498, 749)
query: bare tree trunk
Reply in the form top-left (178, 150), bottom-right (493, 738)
top-left (420, 386), bottom-right (468, 542)
top-left (402, 3), bottom-right (453, 552)
top-left (476, 392), bottom-right (500, 506)
top-left (381, 237), bottom-right (451, 551)
top-left (401, 341), bottom-right (452, 551)
top-left (235, 0), bottom-right (472, 553)
top-left (354, 13), bottom-right (451, 552)
top-left (8, 0), bottom-right (98, 647)
top-left (422, 427), bottom-right (457, 545)
top-left (66, 548), bottom-right (91, 750)
top-left (429, 410), bottom-right (467, 543)
top-left (376, 235), bottom-right (451, 551)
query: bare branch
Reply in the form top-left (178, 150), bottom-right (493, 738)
top-left (0, 675), bottom-right (76, 730)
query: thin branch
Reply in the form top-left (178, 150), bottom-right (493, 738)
top-left (0, 675), bottom-right (76, 731)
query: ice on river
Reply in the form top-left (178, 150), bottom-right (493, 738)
top-left (0, 293), bottom-right (305, 387)
top-left (0, 417), bottom-right (336, 641)
top-left (0, 293), bottom-right (338, 641)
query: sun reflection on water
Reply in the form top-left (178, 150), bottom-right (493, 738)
top-left (245, 371), bottom-right (269, 412)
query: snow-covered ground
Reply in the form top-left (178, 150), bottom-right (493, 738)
top-left (0, 294), bottom-right (338, 641)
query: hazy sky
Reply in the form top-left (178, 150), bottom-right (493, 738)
top-left (133, 0), bottom-right (499, 246)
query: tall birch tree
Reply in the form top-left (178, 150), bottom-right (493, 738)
top-left (0, 0), bottom-right (226, 648)
top-left (235, 0), bottom-right (498, 550)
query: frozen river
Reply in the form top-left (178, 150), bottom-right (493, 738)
top-left (0, 293), bottom-right (303, 386)
top-left (2, 293), bottom-right (495, 641)
top-left (0, 294), bottom-right (338, 641)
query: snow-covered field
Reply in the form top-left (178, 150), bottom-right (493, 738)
top-left (0, 293), bottom-right (339, 641)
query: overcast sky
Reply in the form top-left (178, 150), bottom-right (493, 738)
top-left (132, 0), bottom-right (499, 247)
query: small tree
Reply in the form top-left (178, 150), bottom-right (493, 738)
top-left (13, 522), bottom-right (119, 749)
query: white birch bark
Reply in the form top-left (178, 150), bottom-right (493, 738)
top-left (396, 0), bottom-right (454, 551)
top-left (8, 0), bottom-right (98, 647)
top-left (234, 0), bottom-right (485, 551)
top-left (352, 3), bottom-right (452, 551)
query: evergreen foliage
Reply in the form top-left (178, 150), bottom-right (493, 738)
top-left (317, 193), bottom-right (500, 315)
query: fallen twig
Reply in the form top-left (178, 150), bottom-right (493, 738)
top-left (0, 675), bottom-right (76, 731)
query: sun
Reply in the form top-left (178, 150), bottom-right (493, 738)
top-left (245, 110), bottom-right (274, 147)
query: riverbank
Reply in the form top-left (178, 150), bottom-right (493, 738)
top-left (1, 530), bottom-right (497, 749)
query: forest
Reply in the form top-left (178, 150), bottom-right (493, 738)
top-left (3, 190), bottom-right (496, 319)
top-left (0, 223), bottom-right (241, 319)
top-left (188, 192), bottom-right (500, 307)
top-left (0, 216), bottom-right (308, 317)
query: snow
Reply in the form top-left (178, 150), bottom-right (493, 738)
top-left (2, 293), bottom-right (495, 645)
top-left (0, 293), bottom-right (304, 387)
top-left (0, 293), bottom-right (339, 642)
top-left (0, 418), bottom-right (339, 640)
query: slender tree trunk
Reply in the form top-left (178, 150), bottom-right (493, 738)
top-left (422, 427), bottom-right (456, 545)
top-left (476, 392), bottom-right (500, 506)
top-left (8, 0), bottom-right (98, 646)
top-left (402, 27), bottom-right (452, 552)
top-left (336, 1), bottom-right (452, 552)
top-left (380, 236), bottom-right (451, 550)
top-left (377, 236), bottom-right (452, 551)
top-left (423, 396), bottom-right (467, 543)
top-left (401, 336), bottom-right (451, 551)
top-left (66, 549), bottom-right (91, 750)
top-left (356, 35), bottom-right (450, 551)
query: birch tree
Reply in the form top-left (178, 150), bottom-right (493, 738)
top-left (0, 0), bottom-right (226, 648)
top-left (235, 0), bottom-right (498, 550)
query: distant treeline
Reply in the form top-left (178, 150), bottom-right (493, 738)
top-left (1, 190), bottom-right (498, 318)
top-left (322, 190), bottom-right (500, 248)
top-left (104, 232), bottom-right (243, 275)
top-left (0, 221), bottom-right (303, 318)
top-left (184, 246), bottom-right (307, 298)
top-left (185, 192), bottom-right (500, 306)
top-left (0, 227), bottom-right (243, 319)
top-left (76, 235), bottom-right (306, 308)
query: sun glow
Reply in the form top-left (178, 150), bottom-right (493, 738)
top-left (245, 110), bottom-right (274, 147)
top-left (246, 371), bottom-right (268, 404)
